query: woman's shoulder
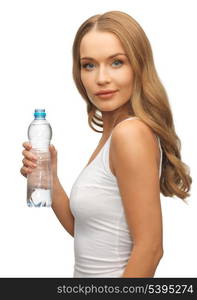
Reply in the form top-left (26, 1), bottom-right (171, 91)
top-left (112, 118), bottom-right (154, 141)
top-left (110, 117), bottom-right (160, 161)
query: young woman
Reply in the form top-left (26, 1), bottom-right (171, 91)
top-left (20, 11), bottom-right (192, 278)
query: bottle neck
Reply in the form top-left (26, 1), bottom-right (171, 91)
top-left (34, 117), bottom-right (46, 120)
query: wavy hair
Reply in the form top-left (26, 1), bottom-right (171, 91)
top-left (72, 10), bottom-right (192, 202)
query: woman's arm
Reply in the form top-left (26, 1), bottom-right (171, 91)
top-left (111, 119), bottom-right (163, 277)
top-left (52, 176), bottom-right (74, 237)
top-left (120, 244), bottom-right (163, 277)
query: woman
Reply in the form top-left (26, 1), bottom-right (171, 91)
top-left (20, 11), bottom-right (192, 278)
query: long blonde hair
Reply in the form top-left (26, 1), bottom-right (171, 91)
top-left (72, 10), bottom-right (192, 201)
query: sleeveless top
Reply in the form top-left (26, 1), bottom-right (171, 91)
top-left (69, 117), bottom-right (163, 277)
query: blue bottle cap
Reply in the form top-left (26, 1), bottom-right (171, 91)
top-left (34, 109), bottom-right (46, 119)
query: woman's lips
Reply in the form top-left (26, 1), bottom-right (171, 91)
top-left (95, 90), bottom-right (118, 99)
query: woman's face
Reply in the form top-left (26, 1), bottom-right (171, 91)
top-left (80, 30), bottom-right (134, 113)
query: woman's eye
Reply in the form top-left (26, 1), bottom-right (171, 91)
top-left (112, 59), bottom-right (123, 67)
top-left (81, 63), bottom-right (95, 70)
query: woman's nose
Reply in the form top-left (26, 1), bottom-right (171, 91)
top-left (96, 66), bottom-right (111, 85)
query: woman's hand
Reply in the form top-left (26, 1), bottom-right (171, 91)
top-left (20, 142), bottom-right (58, 179)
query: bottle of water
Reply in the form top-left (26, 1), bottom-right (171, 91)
top-left (27, 109), bottom-right (53, 207)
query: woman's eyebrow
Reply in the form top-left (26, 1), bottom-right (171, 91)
top-left (80, 53), bottom-right (127, 60)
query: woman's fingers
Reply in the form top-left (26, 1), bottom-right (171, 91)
top-left (22, 141), bottom-right (32, 150)
top-left (21, 141), bottom-right (37, 177)
top-left (22, 149), bottom-right (38, 162)
top-left (20, 166), bottom-right (32, 177)
top-left (22, 157), bottom-right (37, 168)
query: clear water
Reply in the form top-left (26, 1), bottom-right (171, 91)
top-left (26, 150), bottom-right (52, 207)
top-left (27, 187), bottom-right (52, 207)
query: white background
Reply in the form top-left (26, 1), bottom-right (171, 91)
top-left (0, 0), bottom-right (196, 277)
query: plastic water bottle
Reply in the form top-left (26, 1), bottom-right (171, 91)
top-left (27, 109), bottom-right (53, 207)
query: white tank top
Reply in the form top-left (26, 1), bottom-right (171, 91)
top-left (69, 117), bottom-right (163, 277)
